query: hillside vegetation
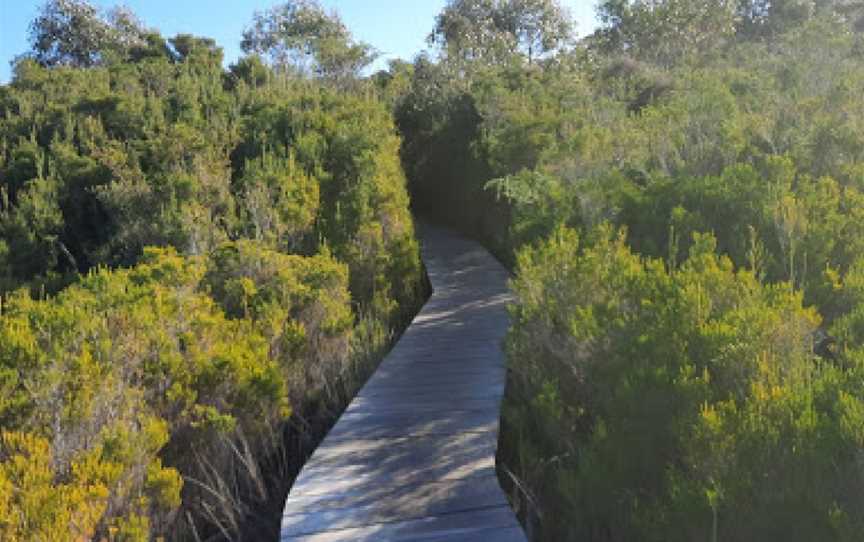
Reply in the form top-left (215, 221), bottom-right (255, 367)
top-left (392, 1), bottom-right (864, 540)
top-left (0, 1), bottom-right (422, 539)
top-left (5, 0), bottom-right (864, 541)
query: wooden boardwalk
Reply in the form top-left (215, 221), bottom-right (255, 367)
top-left (279, 223), bottom-right (526, 541)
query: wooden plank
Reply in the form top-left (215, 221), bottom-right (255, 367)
top-left (360, 376), bottom-right (506, 395)
top-left (281, 506), bottom-right (520, 542)
top-left (287, 464), bottom-right (498, 499)
top-left (434, 527), bottom-right (527, 542)
top-left (282, 474), bottom-right (505, 514)
top-left (373, 365), bottom-right (503, 378)
top-left (324, 407), bottom-right (500, 437)
top-left (344, 397), bottom-right (501, 415)
top-left (278, 223), bottom-right (525, 541)
top-left (353, 386), bottom-right (506, 404)
top-left (307, 432), bottom-right (498, 463)
top-left (370, 362), bottom-right (504, 377)
top-left (281, 480), bottom-right (508, 536)
top-left (293, 438), bottom-right (497, 487)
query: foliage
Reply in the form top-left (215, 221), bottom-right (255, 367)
top-left (393, 1), bottom-right (864, 539)
top-left (595, 0), bottom-right (739, 66)
top-left (241, 0), bottom-right (377, 84)
top-left (29, 0), bottom-right (148, 67)
top-left (430, 0), bottom-right (574, 66)
top-left (505, 226), bottom-right (864, 540)
top-left (1, 1), bottom-right (423, 538)
top-left (236, 153), bottom-right (320, 251)
top-left (12, 0), bottom-right (864, 538)
top-left (0, 240), bottom-right (357, 539)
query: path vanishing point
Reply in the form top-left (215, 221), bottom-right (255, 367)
top-left (279, 223), bottom-right (528, 541)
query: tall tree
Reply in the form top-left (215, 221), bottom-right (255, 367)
top-left (240, 0), bottom-right (376, 83)
top-left (430, 0), bottom-right (574, 66)
top-left (596, 0), bottom-right (738, 67)
top-left (737, 0), bottom-right (864, 37)
top-left (500, 0), bottom-right (575, 63)
top-left (28, 0), bottom-right (147, 67)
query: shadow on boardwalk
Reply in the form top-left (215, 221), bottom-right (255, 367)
top-left (279, 223), bottom-right (526, 541)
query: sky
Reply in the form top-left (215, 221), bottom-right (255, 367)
top-left (0, 0), bottom-right (599, 84)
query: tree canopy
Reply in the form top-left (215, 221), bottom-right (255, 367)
top-left (430, 0), bottom-right (574, 66)
top-left (241, 0), bottom-right (377, 83)
top-left (28, 0), bottom-right (148, 66)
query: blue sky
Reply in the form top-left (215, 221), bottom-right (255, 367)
top-left (0, 0), bottom-right (599, 83)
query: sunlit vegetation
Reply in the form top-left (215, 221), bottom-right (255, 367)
top-left (6, 0), bottom-right (864, 540)
top-left (0, 0), bottom-right (422, 538)
top-left (392, 0), bottom-right (864, 540)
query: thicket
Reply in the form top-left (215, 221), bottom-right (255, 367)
top-left (393, 1), bottom-right (864, 540)
top-left (8, 0), bottom-right (864, 539)
top-left (0, 1), bottom-right (422, 539)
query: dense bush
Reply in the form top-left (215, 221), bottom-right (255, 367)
top-left (392, 1), bottom-right (864, 540)
top-left (0, 1), bottom-right (423, 538)
top-left (8, 0), bottom-right (864, 539)
top-left (505, 227), bottom-right (864, 540)
top-left (0, 243), bottom-right (355, 539)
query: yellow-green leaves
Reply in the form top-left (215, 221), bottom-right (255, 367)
top-left (0, 238), bottom-right (356, 538)
top-left (505, 224), bottom-right (861, 540)
top-left (0, 431), bottom-right (110, 542)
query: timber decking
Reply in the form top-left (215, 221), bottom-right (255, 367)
top-left (279, 223), bottom-right (526, 541)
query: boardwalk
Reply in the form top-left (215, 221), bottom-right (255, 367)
top-left (279, 223), bottom-right (526, 541)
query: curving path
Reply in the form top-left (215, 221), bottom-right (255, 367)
top-left (279, 223), bottom-right (526, 541)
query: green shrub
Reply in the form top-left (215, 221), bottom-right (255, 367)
top-left (505, 226), bottom-right (864, 541)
